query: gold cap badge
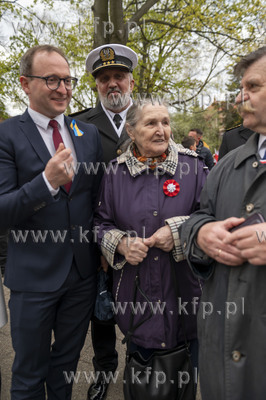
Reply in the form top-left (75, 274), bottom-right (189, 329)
top-left (100, 47), bottom-right (115, 63)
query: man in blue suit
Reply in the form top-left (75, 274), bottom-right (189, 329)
top-left (0, 44), bottom-right (102, 399)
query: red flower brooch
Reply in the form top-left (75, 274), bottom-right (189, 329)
top-left (163, 179), bottom-right (180, 197)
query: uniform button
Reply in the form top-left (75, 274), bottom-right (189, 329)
top-left (117, 149), bottom-right (122, 156)
top-left (183, 241), bottom-right (187, 249)
top-left (98, 201), bottom-right (101, 206)
top-left (71, 225), bottom-right (76, 230)
top-left (252, 161), bottom-right (258, 168)
top-left (154, 256), bottom-right (159, 261)
top-left (246, 203), bottom-right (254, 213)
top-left (161, 342), bottom-right (166, 348)
top-left (153, 211), bottom-right (158, 216)
top-left (158, 299), bottom-right (161, 304)
top-left (232, 350), bottom-right (241, 362)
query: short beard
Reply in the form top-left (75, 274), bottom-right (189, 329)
top-left (99, 91), bottom-right (131, 112)
top-left (237, 101), bottom-right (256, 115)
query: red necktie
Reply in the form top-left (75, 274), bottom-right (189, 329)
top-left (49, 119), bottom-right (72, 192)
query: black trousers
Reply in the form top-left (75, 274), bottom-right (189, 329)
top-left (91, 266), bottom-right (118, 374)
top-left (9, 263), bottom-right (96, 400)
top-left (91, 318), bottom-right (118, 373)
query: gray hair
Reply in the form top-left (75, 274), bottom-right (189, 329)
top-left (234, 46), bottom-right (266, 78)
top-left (20, 45), bottom-right (69, 76)
top-left (126, 98), bottom-right (169, 130)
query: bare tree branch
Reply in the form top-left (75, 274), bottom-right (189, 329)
top-left (141, 18), bottom-right (247, 45)
top-left (130, 0), bottom-right (160, 25)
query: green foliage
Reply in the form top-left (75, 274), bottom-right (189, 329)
top-left (171, 102), bottom-right (223, 153)
top-left (125, 0), bottom-right (265, 102)
top-left (222, 73), bottom-right (243, 130)
top-left (0, 0), bottom-right (265, 119)
top-left (0, 0), bottom-right (96, 115)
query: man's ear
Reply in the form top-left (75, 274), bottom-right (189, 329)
top-left (130, 79), bottom-right (134, 93)
top-left (20, 76), bottom-right (30, 95)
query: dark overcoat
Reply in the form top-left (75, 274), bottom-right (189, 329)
top-left (94, 145), bottom-right (208, 349)
top-left (218, 125), bottom-right (254, 160)
top-left (180, 133), bottom-right (266, 400)
top-left (71, 102), bottom-right (129, 164)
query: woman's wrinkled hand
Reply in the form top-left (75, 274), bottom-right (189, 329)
top-left (117, 236), bottom-right (149, 265)
top-left (144, 225), bottom-right (174, 252)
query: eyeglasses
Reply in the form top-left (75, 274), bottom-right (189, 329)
top-left (25, 75), bottom-right (78, 90)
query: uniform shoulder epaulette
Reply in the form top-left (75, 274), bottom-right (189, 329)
top-left (225, 124), bottom-right (241, 132)
top-left (68, 108), bottom-right (92, 117)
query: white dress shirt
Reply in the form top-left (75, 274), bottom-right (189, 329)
top-left (258, 134), bottom-right (266, 159)
top-left (101, 99), bottom-right (133, 137)
top-left (28, 107), bottom-right (77, 195)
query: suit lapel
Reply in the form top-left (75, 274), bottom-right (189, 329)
top-left (118, 127), bottom-right (129, 146)
top-left (92, 103), bottom-right (130, 147)
top-left (20, 110), bottom-right (51, 166)
top-left (65, 116), bottom-right (85, 193)
top-left (91, 103), bottom-right (119, 143)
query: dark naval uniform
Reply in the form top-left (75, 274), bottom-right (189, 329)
top-left (70, 102), bottom-right (130, 164)
top-left (218, 124), bottom-right (254, 160)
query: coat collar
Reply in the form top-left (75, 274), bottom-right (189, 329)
top-left (117, 139), bottom-right (198, 177)
top-left (234, 132), bottom-right (260, 168)
top-left (90, 102), bottom-right (129, 144)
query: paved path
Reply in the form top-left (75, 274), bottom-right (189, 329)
top-left (0, 280), bottom-right (201, 399)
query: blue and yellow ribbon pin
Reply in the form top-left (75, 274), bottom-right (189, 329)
top-left (71, 119), bottom-right (84, 137)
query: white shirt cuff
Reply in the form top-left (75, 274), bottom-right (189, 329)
top-left (42, 171), bottom-right (59, 197)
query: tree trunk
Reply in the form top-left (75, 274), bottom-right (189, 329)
top-left (110, 0), bottom-right (127, 44)
top-left (92, 0), bottom-right (161, 46)
top-left (92, 0), bottom-right (109, 47)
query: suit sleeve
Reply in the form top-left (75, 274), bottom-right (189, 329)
top-left (0, 124), bottom-right (57, 230)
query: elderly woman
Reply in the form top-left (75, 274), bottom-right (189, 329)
top-left (94, 100), bottom-right (208, 396)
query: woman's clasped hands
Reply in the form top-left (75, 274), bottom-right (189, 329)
top-left (117, 225), bottom-right (174, 265)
